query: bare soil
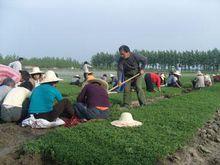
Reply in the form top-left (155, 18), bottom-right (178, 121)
top-left (0, 123), bottom-right (49, 164)
top-left (158, 110), bottom-right (220, 165)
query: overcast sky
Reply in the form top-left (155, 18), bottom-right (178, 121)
top-left (0, 0), bottom-right (219, 61)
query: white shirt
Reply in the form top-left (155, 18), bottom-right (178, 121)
top-left (82, 64), bottom-right (92, 73)
top-left (204, 75), bottom-right (212, 83)
top-left (9, 61), bottom-right (22, 71)
top-left (34, 80), bottom-right (40, 87)
top-left (3, 87), bottom-right (31, 107)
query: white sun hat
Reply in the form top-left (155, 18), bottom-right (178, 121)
top-left (41, 70), bottom-right (63, 83)
top-left (173, 71), bottom-right (181, 76)
top-left (74, 75), bottom-right (80, 78)
top-left (30, 67), bottom-right (44, 75)
top-left (111, 112), bottom-right (142, 127)
top-left (110, 74), bottom-right (115, 78)
top-left (160, 73), bottom-right (166, 79)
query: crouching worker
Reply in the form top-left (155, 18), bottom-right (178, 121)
top-left (167, 71), bottom-right (182, 88)
top-left (1, 81), bottom-right (33, 122)
top-left (144, 73), bottom-right (161, 92)
top-left (28, 70), bottom-right (75, 122)
top-left (74, 78), bottom-right (110, 120)
top-left (192, 71), bottom-right (205, 89)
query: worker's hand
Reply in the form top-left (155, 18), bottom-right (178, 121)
top-left (118, 81), bottom-right (122, 87)
top-left (140, 69), bottom-right (145, 75)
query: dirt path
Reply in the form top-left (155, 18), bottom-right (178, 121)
top-left (0, 123), bottom-right (49, 164)
top-left (158, 110), bottom-right (220, 165)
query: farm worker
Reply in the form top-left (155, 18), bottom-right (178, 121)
top-left (8, 57), bottom-right (24, 72)
top-left (1, 81), bottom-right (34, 122)
top-left (0, 64), bottom-right (21, 84)
top-left (30, 67), bottom-right (44, 87)
top-left (192, 71), bottom-right (205, 89)
top-left (0, 78), bottom-right (16, 106)
top-left (101, 74), bottom-right (108, 81)
top-left (117, 45), bottom-right (147, 108)
top-left (144, 73), bottom-right (161, 92)
top-left (204, 74), bottom-right (212, 87)
top-left (109, 74), bottom-right (117, 86)
top-left (74, 77), bottom-right (110, 120)
top-left (70, 75), bottom-right (81, 86)
top-left (167, 71), bottom-right (182, 88)
top-left (160, 73), bottom-right (166, 85)
top-left (28, 70), bottom-right (75, 122)
top-left (82, 61), bottom-right (92, 81)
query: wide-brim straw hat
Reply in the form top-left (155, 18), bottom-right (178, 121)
top-left (173, 71), bottom-right (181, 76)
top-left (111, 112), bottom-right (142, 128)
top-left (160, 73), bottom-right (166, 79)
top-left (86, 78), bottom-right (109, 91)
top-left (40, 70), bottom-right (63, 83)
top-left (30, 67), bottom-right (44, 75)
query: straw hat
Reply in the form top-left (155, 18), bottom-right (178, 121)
top-left (173, 71), bottom-right (181, 76)
top-left (87, 74), bottom-right (95, 81)
top-left (160, 73), bottom-right (165, 79)
top-left (111, 112), bottom-right (142, 127)
top-left (30, 67), bottom-right (44, 75)
top-left (110, 74), bottom-right (115, 78)
top-left (87, 78), bottom-right (109, 91)
top-left (197, 71), bottom-right (203, 76)
top-left (41, 70), bottom-right (63, 83)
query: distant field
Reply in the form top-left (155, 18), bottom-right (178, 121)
top-left (48, 68), bottom-right (215, 82)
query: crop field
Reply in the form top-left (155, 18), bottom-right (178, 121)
top-left (21, 75), bottom-right (220, 164)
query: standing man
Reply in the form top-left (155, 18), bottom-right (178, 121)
top-left (117, 45), bottom-right (147, 108)
top-left (9, 57), bottom-right (24, 72)
top-left (82, 61), bottom-right (92, 81)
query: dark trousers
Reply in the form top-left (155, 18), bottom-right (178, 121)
top-left (84, 73), bottom-right (88, 81)
top-left (34, 99), bottom-right (74, 122)
top-left (124, 75), bottom-right (146, 106)
top-left (144, 73), bottom-right (154, 92)
top-left (74, 103), bottom-right (109, 120)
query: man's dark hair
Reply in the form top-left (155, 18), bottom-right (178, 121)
top-left (119, 45), bottom-right (130, 53)
top-left (19, 81), bottom-right (34, 91)
top-left (19, 70), bottom-right (30, 81)
top-left (18, 57), bottom-right (24, 61)
top-left (84, 61), bottom-right (89, 64)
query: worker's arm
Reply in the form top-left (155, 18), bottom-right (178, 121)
top-left (77, 85), bottom-right (87, 103)
top-left (133, 53), bottom-right (148, 73)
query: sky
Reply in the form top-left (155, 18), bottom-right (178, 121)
top-left (0, 0), bottom-right (219, 61)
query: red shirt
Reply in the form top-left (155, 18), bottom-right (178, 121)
top-left (150, 73), bottom-right (161, 88)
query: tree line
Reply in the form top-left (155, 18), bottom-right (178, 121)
top-left (0, 54), bottom-right (80, 68)
top-left (91, 48), bottom-right (220, 71)
top-left (1, 48), bottom-right (220, 71)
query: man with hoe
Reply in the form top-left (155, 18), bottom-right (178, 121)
top-left (117, 45), bottom-right (147, 108)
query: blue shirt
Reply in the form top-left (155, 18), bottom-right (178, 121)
top-left (28, 84), bottom-right (63, 114)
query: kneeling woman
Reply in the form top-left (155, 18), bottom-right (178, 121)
top-left (74, 78), bottom-right (110, 120)
top-left (28, 70), bottom-right (75, 122)
top-left (1, 81), bottom-right (33, 122)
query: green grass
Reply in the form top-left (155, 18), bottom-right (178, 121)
top-left (23, 77), bottom-right (220, 164)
